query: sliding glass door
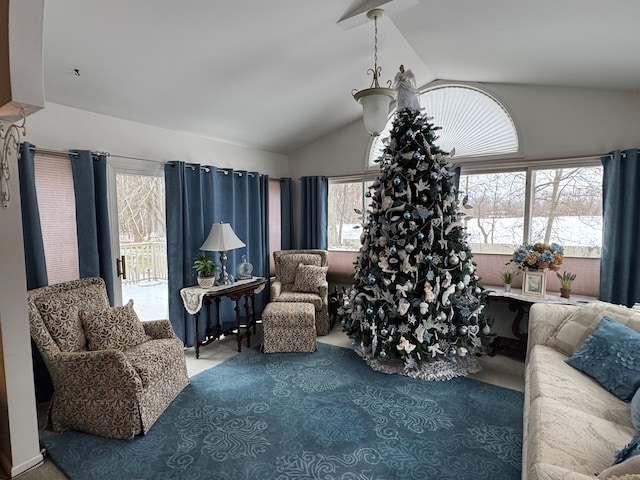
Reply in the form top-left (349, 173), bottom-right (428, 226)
top-left (108, 159), bottom-right (168, 320)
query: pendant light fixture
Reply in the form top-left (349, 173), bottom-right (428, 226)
top-left (352, 8), bottom-right (395, 137)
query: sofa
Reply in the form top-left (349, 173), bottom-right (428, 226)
top-left (28, 277), bottom-right (190, 440)
top-left (524, 301), bottom-right (640, 479)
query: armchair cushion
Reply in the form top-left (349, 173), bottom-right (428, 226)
top-left (34, 282), bottom-right (109, 352)
top-left (80, 299), bottom-right (148, 351)
top-left (292, 264), bottom-right (328, 293)
top-left (276, 253), bottom-right (322, 285)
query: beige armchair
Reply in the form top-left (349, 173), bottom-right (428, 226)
top-left (28, 277), bottom-right (189, 440)
top-left (271, 249), bottom-right (330, 335)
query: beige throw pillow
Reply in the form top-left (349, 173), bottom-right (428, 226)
top-left (277, 254), bottom-right (322, 285)
top-left (598, 455), bottom-right (640, 478)
top-left (80, 300), bottom-right (148, 351)
top-left (549, 301), bottom-right (640, 356)
top-left (292, 264), bottom-right (328, 293)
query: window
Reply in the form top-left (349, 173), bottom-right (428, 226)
top-left (460, 164), bottom-right (603, 257)
top-left (328, 178), bottom-right (374, 251)
top-left (368, 84), bottom-right (520, 168)
top-left (34, 153), bottom-right (80, 284)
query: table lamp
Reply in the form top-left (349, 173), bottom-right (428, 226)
top-left (200, 222), bottom-right (245, 285)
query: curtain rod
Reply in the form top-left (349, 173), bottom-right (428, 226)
top-left (29, 146), bottom-right (79, 158)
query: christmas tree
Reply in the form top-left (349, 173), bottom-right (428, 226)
top-left (339, 66), bottom-right (492, 380)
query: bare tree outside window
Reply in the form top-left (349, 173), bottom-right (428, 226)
top-left (459, 166), bottom-right (602, 257)
top-left (328, 181), bottom-right (372, 251)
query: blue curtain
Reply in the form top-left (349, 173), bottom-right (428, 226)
top-left (70, 151), bottom-right (115, 305)
top-left (300, 176), bottom-right (328, 249)
top-left (280, 177), bottom-right (294, 250)
top-left (600, 148), bottom-right (640, 306)
top-left (165, 162), bottom-right (269, 346)
top-left (18, 142), bottom-right (48, 290)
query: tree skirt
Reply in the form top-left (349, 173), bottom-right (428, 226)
top-left (355, 345), bottom-right (482, 381)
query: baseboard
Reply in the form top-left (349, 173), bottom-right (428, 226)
top-left (0, 451), bottom-right (44, 478)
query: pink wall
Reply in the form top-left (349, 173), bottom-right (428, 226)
top-left (327, 251), bottom-right (600, 298)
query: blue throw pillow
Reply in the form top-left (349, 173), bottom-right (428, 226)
top-left (566, 316), bottom-right (640, 402)
top-left (632, 388), bottom-right (640, 431)
top-left (614, 432), bottom-right (640, 465)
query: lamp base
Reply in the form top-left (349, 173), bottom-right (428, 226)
top-left (215, 251), bottom-right (235, 285)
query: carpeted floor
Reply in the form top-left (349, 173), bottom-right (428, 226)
top-left (41, 343), bottom-right (523, 480)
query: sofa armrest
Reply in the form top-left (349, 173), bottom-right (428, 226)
top-left (50, 350), bottom-right (142, 397)
top-left (143, 319), bottom-right (179, 340)
top-left (530, 463), bottom-right (598, 480)
top-left (527, 303), bottom-right (580, 357)
top-left (271, 280), bottom-right (283, 301)
top-left (319, 281), bottom-right (329, 305)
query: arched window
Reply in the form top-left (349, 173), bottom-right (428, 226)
top-left (367, 83), bottom-right (520, 168)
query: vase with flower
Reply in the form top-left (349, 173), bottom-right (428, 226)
top-left (510, 242), bottom-right (564, 296)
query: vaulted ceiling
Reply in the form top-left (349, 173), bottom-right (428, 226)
top-left (42, 0), bottom-right (640, 155)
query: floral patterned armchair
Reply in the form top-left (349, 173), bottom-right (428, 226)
top-left (271, 249), bottom-right (330, 335)
top-left (28, 277), bottom-right (189, 440)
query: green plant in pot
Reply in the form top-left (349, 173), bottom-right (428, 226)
top-left (500, 267), bottom-right (518, 292)
top-left (556, 270), bottom-right (576, 298)
top-left (193, 253), bottom-right (219, 288)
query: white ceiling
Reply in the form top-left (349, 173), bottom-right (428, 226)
top-left (41, 0), bottom-right (640, 156)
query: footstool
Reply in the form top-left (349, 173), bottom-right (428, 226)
top-left (262, 302), bottom-right (317, 353)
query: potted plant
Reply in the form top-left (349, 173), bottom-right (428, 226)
top-left (500, 267), bottom-right (518, 292)
top-left (193, 253), bottom-right (219, 288)
top-left (556, 270), bottom-right (576, 298)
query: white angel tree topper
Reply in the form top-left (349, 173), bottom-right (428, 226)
top-left (340, 65), bottom-right (493, 379)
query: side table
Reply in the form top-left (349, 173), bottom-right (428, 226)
top-left (486, 286), bottom-right (596, 360)
top-left (180, 277), bottom-right (267, 358)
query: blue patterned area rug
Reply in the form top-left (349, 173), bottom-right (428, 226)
top-left (41, 343), bottom-right (523, 480)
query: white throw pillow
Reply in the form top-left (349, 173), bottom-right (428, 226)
top-left (549, 301), bottom-right (640, 356)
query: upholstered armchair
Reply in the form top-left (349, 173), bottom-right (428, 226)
top-left (28, 277), bottom-right (189, 440)
top-left (271, 249), bottom-right (330, 335)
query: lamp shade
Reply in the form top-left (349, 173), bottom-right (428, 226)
top-left (354, 87), bottom-right (395, 136)
top-left (200, 222), bottom-right (245, 252)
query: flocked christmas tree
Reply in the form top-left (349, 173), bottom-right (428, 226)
top-left (339, 65), bottom-right (493, 380)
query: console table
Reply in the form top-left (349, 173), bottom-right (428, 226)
top-left (486, 286), bottom-right (597, 359)
top-left (180, 277), bottom-right (267, 358)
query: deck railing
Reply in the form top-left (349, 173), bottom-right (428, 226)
top-left (120, 242), bottom-right (168, 285)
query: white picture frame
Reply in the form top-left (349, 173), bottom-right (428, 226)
top-left (523, 271), bottom-right (546, 297)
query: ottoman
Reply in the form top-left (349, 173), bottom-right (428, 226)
top-left (262, 302), bottom-right (317, 353)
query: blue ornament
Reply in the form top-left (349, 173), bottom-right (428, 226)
top-left (341, 319), bottom-right (346, 326)
top-left (417, 232), bottom-right (425, 240)
top-left (368, 275), bottom-right (376, 285)
top-left (379, 350), bottom-right (387, 358)
top-left (366, 307), bottom-right (373, 315)
top-left (423, 330), bottom-right (433, 342)
top-left (365, 191), bottom-right (371, 198)
top-left (413, 152), bottom-right (421, 159)
top-left (393, 177), bottom-right (401, 186)
top-left (389, 246), bottom-right (397, 254)
top-left (370, 219), bottom-right (376, 226)
top-left (403, 212), bottom-right (411, 220)
top-left (444, 299), bottom-right (451, 307)
top-left (458, 326), bottom-right (468, 336)
top-left (426, 254), bottom-right (433, 262)
top-left (430, 171), bottom-right (438, 179)
top-left (406, 129), bottom-right (414, 137)
top-left (449, 348), bottom-right (457, 357)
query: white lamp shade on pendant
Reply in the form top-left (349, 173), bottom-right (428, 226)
top-left (0, 0), bottom-right (45, 120)
top-left (200, 223), bottom-right (245, 252)
top-left (354, 87), bottom-right (395, 136)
